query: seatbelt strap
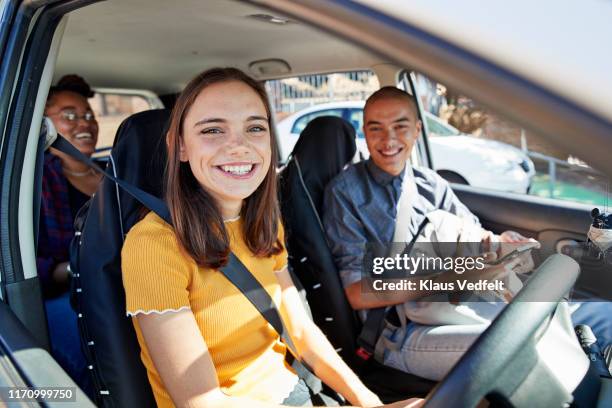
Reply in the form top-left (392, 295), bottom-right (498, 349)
top-left (393, 164), bottom-right (418, 242)
top-left (44, 119), bottom-right (171, 224)
top-left (355, 165), bottom-right (425, 361)
top-left (44, 120), bottom-right (322, 393)
top-left (219, 255), bottom-right (322, 393)
top-left (355, 217), bottom-right (429, 360)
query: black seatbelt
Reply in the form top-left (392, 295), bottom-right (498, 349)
top-left (46, 127), bottom-right (322, 393)
top-left (220, 254), bottom-right (322, 393)
top-left (355, 217), bottom-right (429, 361)
top-left (48, 132), bottom-right (171, 224)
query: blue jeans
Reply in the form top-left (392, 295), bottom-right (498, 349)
top-left (281, 378), bottom-right (340, 406)
top-left (45, 292), bottom-right (95, 400)
top-left (382, 301), bottom-right (612, 381)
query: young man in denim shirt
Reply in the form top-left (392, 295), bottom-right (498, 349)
top-left (322, 87), bottom-right (612, 380)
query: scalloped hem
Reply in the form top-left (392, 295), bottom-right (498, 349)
top-left (126, 306), bottom-right (191, 317)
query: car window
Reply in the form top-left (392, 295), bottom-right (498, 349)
top-left (347, 108), bottom-right (365, 138)
top-left (89, 91), bottom-right (160, 154)
top-left (265, 70), bottom-right (379, 162)
top-left (412, 72), bottom-right (611, 206)
top-left (425, 114), bottom-right (459, 137)
top-left (291, 109), bottom-right (344, 134)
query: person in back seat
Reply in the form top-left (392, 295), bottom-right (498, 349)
top-left (39, 74), bottom-right (101, 398)
top-left (322, 87), bottom-right (612, 381)
top-left (121, 68), bottom-right (421, 408)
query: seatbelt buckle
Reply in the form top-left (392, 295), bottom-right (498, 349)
top-left (356, 346), bottom-right (373, 360)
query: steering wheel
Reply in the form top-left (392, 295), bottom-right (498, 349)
top-left (423, 254), bottom-right (581, 408)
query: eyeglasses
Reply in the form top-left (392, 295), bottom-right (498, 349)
top-left (48, 110), bottom-right (96, 123)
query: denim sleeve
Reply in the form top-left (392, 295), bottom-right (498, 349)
top-left (322, 178), bottom-right (367, 289)
top-left (435, 175), bottom-right (481, 226)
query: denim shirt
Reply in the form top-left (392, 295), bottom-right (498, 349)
top-left (322, 159), bottom-right (479, 289)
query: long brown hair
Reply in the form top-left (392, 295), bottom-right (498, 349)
top-left (165, 67), bottom-right (282, 268)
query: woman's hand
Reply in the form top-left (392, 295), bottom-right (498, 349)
top-left (352, 387), bottom-right (383, 407)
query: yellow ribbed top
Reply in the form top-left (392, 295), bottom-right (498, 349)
top-left (121, 212), bottom-right (298, 407)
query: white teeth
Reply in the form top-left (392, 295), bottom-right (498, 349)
top-left (75, 132), bottom-right (93, 140)
top-left (220, 164), bottom-right (254, 175)
top-left (380, 148), bottom-right (400, 156)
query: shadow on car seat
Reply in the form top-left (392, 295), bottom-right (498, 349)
top-left (70, 109), bottom-right (170, 407)
top-left (279, 116), bottom-right (435, 401)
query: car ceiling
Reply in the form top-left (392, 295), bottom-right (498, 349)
top-left (55, 0), bottom-right (384, 94)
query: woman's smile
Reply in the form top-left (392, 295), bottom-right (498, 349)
top-left (214, 162), bottom-right (260, 179)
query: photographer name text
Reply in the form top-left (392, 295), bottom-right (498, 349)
top-left (370, 279), bottom-right (505, 292)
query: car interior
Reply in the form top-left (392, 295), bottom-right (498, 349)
top-left (1, 0), bottom-right (611, 407)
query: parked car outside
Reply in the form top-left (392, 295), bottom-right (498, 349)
top-left (276, 101), bottom-right (535, 193)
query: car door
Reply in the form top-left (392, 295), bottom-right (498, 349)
top-left (404, 68), bottom-right (612, 300)
top-left (452, 186), bottom-right (611, 300)
top-left (0, 0), bottom-right (94, 404)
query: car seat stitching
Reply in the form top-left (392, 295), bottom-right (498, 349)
top-left (294, 157), bottom-right (328, 245)
top-left (109, 154), bottom-right (125, 240)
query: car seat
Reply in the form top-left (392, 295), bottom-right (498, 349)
top-left (70, 109), bottom-right (170, 407)
top-left (279, 116), bottom-right (435, 401)
top-left (69, 108), bottom-right (316, 407)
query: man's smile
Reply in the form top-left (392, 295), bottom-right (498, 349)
top-left (378, 146), bottom-right (404, 157)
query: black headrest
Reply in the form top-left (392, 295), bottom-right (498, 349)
top-left (112, 109), bottom-right (170, 197)
top-left (279, 116), bottom-right (359, 367)
top-left (289, 116), bottom-right (356, 213)
top-left (71, 109), bottom-right (170, 407)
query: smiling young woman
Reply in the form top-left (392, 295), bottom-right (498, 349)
top-left (37, 74), bottom-right (102, 400)
top-left (120, 67), bottom-right (422, 408)
top-left (164, 70), bottom-right (280, 269)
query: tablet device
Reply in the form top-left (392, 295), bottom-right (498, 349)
top-left (485, 241), bottom-right (540, 265)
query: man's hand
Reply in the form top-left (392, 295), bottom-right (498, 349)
top-left (499, 230), bottom-right (537, 244)
top-left (498, 231), bottom-right (540, 272)
top-left (441, 251), bottom-right (515, 286)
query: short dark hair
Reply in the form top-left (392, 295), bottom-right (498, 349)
top-left (364, 86), bottom-right (418, 117)
top-left (47, 74), bottom-right (94, 107)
